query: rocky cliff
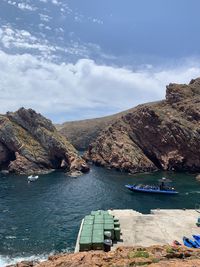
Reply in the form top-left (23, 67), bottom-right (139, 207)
top-left (85, 78), bottom-right (200, 173)
top-left (56, 109), bottom-right (133, 150)
top-left (0, 108), bottom-right (89, 175)
top-left (8, 245), bottom-right (200, 267)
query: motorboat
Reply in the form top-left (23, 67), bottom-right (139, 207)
top-left (125, 177), bottom-right (178, 195)
top-left (28, 175), bottom-right (39, 182)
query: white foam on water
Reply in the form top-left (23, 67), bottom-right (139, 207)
top-left (5, 236), bottom-right (16, 240)
top-left (186, 191), bottom-right (200, 194)
top-left (0, 254), bottom-right (48, 267)
top-left (0, 248), bottom-right (72, 267)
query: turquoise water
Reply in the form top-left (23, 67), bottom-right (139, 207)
top-left (0, 166), bottom-right (199, 265)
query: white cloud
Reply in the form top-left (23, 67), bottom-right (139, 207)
top-left (0, 50), bottom-right (200, 122)
top-left (7, 1), bottom-right (17, 7)
top-left (0, 26), bottom-right (55, 58)
top-left (88, 17), bottom-right (104, 25)
top-left (0, 25), bottom-right (103, 61)
top-left (74, 13), bottom-right (84, 23)
top-left (39, 14), bottom-right (52, 22)
top-left (38, 0), bottom-right (72, 14)
top-left (51, 0), bottom-right (61, 5)
top-left (17, 3), bottom-right (37, 11)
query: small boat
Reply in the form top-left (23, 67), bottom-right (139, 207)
top-left (125, 184), bottom-right (178, 194)
top-left (125, 177), bottom-right (178, 195)
top-left (183, 236), bottom-right (200, 248)
top-left (28, 175), bottom-right (39, 182)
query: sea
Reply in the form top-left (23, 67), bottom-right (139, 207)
top-left (0, 166), bottom-right (199, 266)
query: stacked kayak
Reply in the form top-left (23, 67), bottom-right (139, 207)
top-left (183, 236), bottom-right (200, 248)
top-left (193, 235), bottom-right (200, 246)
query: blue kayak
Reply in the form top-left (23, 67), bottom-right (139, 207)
top-left (125, 184), bottom-right (178, 195)
top-left (193, 235), bottom-right (200, 246)
top-left (183, 236), bottom-right (200, 248)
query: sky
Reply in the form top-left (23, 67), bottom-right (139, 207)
top-left (0, 0), bottom-right (200, 122)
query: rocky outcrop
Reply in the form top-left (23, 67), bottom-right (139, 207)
top-left (85, 78), bottom-right (200, 173)
top-left (0, 108), bottom-right (89, 175)
top-left (56, 109), bottom-right (133, 150)
top-left (8, 246), bottom-right (200, 267)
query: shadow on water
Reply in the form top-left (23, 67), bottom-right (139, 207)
top-left (0, 166), bottom-right (199, 259)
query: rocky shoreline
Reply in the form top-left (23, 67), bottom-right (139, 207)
top-left (84, 78), bottom-right (200, 174)
top-left (0, 108), bottom-right (89, 176)
top-left (8, 245), bottom-right (200, 267)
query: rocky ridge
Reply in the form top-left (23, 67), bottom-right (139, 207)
top-left (85, 78), bottom-right (200, 173)
top-left (0, 108), bottom-right (89, 175)
top-left (8, 245), bottom-right (200, 267)
top-left (56, 109), bottom-right (134, 150)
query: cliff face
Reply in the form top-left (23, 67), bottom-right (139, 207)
top-left (85, 78), bottom-right (200, 173)
top-left (0, 108), bottom-right (89, 175)
top-left (56, 110), bottom-right (133, 150)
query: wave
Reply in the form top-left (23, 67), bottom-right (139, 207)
top-left (185, 191), bottom-right (200, 195)
top-left (0, 248), bottom-right (72, 267)
top-left (5, 236), bottom-right (16, 240)
top-left (0, 254), bottom-right (48, 267)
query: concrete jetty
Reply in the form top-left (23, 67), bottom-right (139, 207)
top-left (75, 209), bottom-right (200, 252)
top-left (109, 209), bottom-right (200, 250)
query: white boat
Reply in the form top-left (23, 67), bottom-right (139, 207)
top-left (28, 175), bottom-right (39, 182)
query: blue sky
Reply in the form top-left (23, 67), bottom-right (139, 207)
top-left (0, 0), bottom-right (200, 122)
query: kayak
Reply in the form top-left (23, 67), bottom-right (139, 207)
top-left (193, 235), bottom-right (200, 246)
top-left (125, 184), bottom-right (178, 195)
top-left (183, 236), bottom-right (200, 248)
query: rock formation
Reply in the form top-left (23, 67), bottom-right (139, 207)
top-left (56, 109), bottom-right (133, 150)
top-left (0, 108), bottom-right (89, 175)
top-left (8, 245), bottom-right (200, 267)
top-left (85, 78), bottom-right (200, 173)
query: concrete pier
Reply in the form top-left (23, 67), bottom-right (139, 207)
top-left (109, 209), bottom-right (200, 250)
top-left (75, 209), bottom-right (200, 252)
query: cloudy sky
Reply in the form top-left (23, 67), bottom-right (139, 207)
top-left (0, 0), bottom-right (200, 122)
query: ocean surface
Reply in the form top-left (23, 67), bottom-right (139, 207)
top-left (0, 166), bottom-right (200, 266)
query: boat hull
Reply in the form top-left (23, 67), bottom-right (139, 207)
top-left (125, 185), bottom-right (178, 195)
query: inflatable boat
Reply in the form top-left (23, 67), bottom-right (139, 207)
top-left (125, 184), bottom-right (178, 194)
